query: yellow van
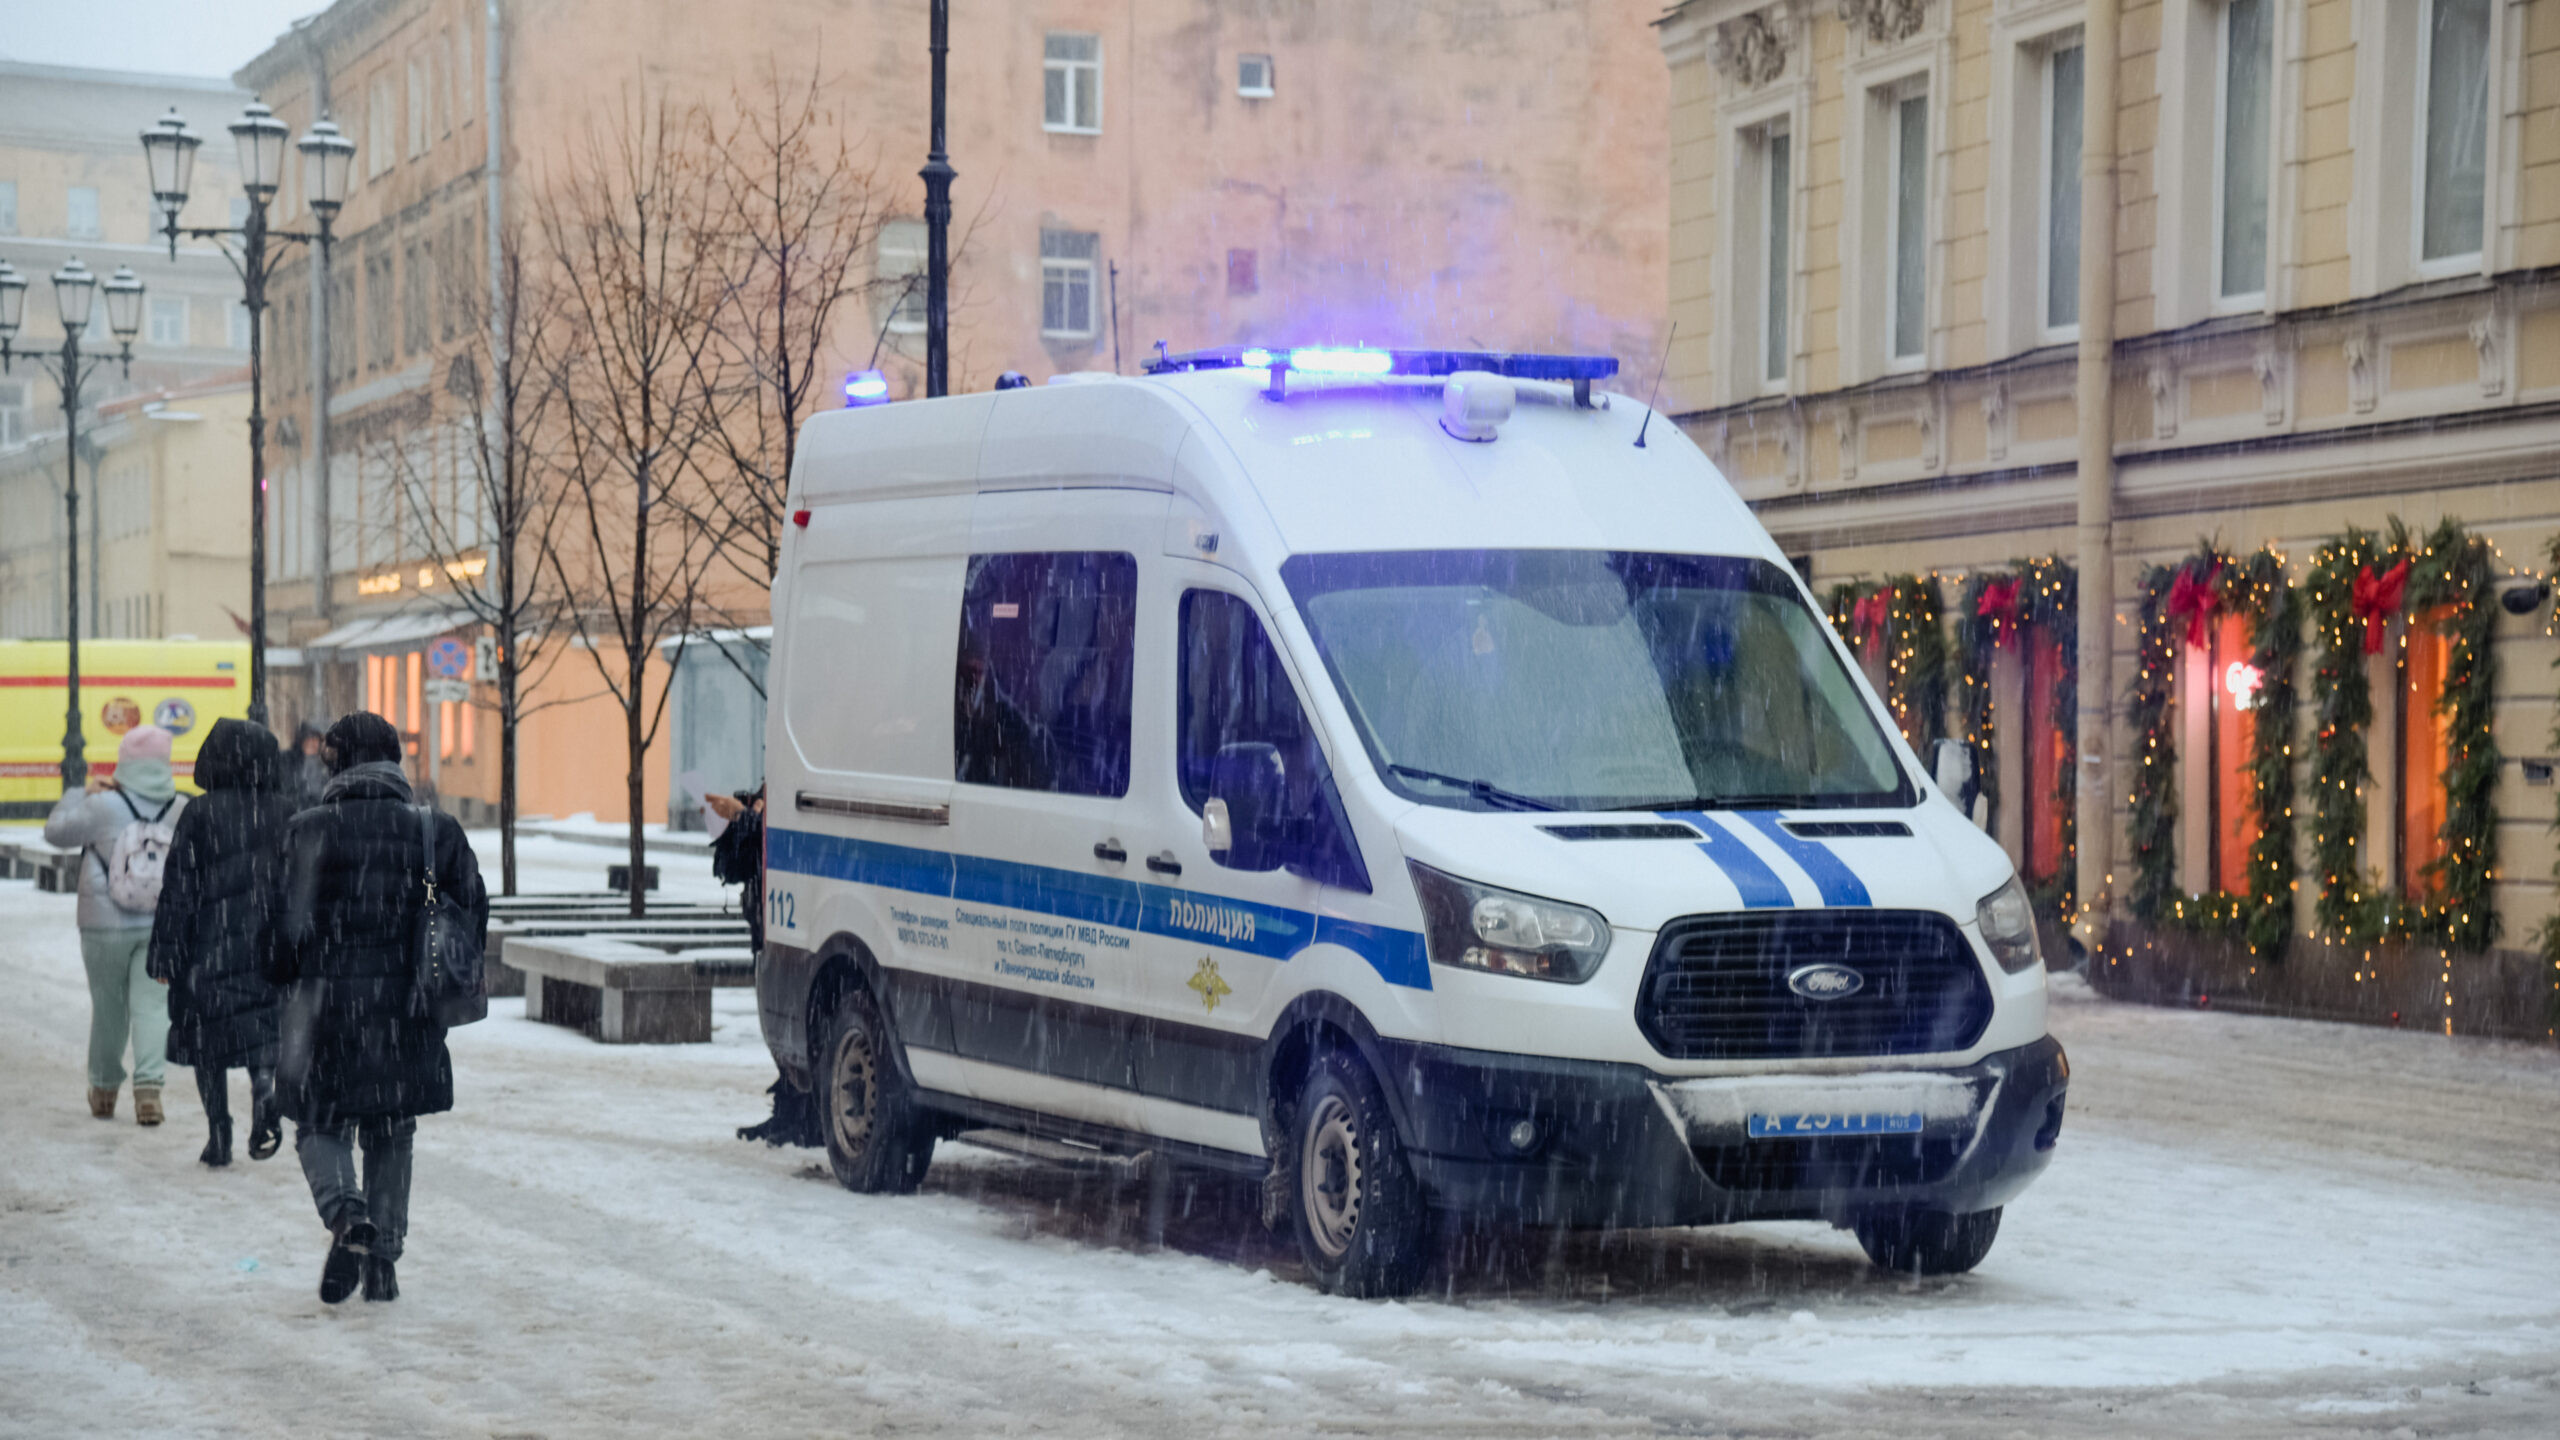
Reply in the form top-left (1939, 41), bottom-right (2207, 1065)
top-left (0, 640), bottom-right (254, 819)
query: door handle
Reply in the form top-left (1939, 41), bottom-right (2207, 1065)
top-left (1146, 851), bottom-right (1183, 876)
top-left (1093, 840), bottom-right (1128, 864)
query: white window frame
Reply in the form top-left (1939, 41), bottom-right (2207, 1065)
top-left (1840, 38), bottom-right (1945, 382)
top-left (1883, 84), bottom-right (1932, 367)
top-left (1040, 230), bottom-right (1100, 340)
top-left (2038, 39), bottom-right (2085, 342)
top-left (2351, 0), bottom-right (2517, 295)
top-left (147, 296), bottom-right (189, 346)
top-left (2412, 0), bottom-right (2490, 277)
top-left (1238, 54), bottom-right (1275, 98)
top-left (2210, 0), bottom-right (2272, 308)
top-left (877, 219), bottom-right (928, 334)
top-left (408, 56), bottom-right (432, 158)
top-left (1757, 119), bottom-right (1794, 390)
top-left (65, 185), bottom-right (101, 241)
top-left (368, 74), bottom-right (396, 178)
top-left (1043, 34), bottom-right (1103, 134)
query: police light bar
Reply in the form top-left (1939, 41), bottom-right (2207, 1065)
top-left (1146, 345), bottom-right (1618, 405)
top-left (843, 369), bottom-right (891, 407)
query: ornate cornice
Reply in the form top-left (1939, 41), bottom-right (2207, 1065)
top-left (1707, 3), bottom-right (1799, 89)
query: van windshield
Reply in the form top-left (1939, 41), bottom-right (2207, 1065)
top-left (1279, 550), bottom-right (1913, 813)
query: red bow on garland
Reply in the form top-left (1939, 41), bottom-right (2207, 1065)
top-left (1976, 577), bottom-right (2023, 648)
top-left (2351, 558), bottom-right (2410, 654)
top-left (2164, 560), bottom-right (2223, 650)
top-left (1852, 590), bottom-right (1893, 651)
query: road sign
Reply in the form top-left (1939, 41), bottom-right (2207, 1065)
top-left (423, 678), bottom-right (471, 704)
top-left (427, 637), bottom-right (471, 678)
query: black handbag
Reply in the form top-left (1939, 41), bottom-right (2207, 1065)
top-left (413, 803), bottom-right (487, 1028)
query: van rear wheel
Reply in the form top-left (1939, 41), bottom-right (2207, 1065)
top-left (1853, 1206), bottom-right (2002, 1275)
top-left (817, 985), bottom-right (935, 1194)
top-left (1289, 1049), bottom-right (1431, 1298)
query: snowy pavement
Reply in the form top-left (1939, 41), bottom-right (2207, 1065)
top-left (4, 848), bottom-right (2560, 1437)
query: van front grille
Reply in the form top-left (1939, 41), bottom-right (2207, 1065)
top-left (1636, 911), bottom-right (1992, 1061)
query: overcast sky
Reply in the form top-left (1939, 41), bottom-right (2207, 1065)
top-left (1, 0), bottom-right (321, 83)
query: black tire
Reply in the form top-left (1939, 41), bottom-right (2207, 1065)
top-left (1289, 1049), bottom-right (1432, 1298)
top-left (1853, 1206), bottom-right (2002, 1276)
top-left (816, 985), bottom-right (935, 1194)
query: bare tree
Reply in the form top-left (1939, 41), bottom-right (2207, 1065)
top-left (536, 91), bottom-right (728, 917)
top-left (375, 227), bottom-right (575, 896)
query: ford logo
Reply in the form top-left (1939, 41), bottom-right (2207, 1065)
top-left (1786, 963), bottom-right (1865, 1001)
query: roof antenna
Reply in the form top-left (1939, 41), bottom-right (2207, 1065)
top-left (1633, 322), bottom-right (1676, 449)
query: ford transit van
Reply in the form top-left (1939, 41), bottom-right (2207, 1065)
top-left (757, 347), bottom-right (2066, 1297)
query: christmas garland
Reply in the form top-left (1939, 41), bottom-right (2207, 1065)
top-left (1955, 558), bottom-right (2078, 918)
top-left (2304, 519), bottom-right (2498, 949)
top-left (2125, 543), bottom-right (2298, 945)
top-left (1827, 574), bottom-right (1949, 751)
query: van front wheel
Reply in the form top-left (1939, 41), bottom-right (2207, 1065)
top-left (1290, 1050), bottom-right (1432, 1298)
top-left (1852, 1206), bottom-right (2002, 1276)
top-left (817, 986), bottom-right (935, 1194)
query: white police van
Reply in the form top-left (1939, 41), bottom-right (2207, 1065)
top-left (757, 346), bottom-right (2066, 1297)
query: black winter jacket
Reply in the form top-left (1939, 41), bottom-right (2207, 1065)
top-left (268, 761), bottom-right (488, 1125)
top-left (149, 719), bottom-right (296, 1069)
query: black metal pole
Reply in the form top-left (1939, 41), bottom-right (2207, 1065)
top-left (921, 0), bottom-right (953, 398)
top-left (243, 198), bottom-right (270, 728)
top-left (59, 332), bottom-right (86, 789)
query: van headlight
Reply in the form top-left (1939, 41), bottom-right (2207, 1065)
top-left (1408, 862), bottom-right (1610, 983)
top-left (1975, 875), bottom-right (2043, 974)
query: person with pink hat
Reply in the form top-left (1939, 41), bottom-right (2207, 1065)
top-left (43, 724), bottom-right (190, 1124)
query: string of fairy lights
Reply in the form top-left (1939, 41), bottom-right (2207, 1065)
top-left (1822, 521), bottom-right (2526, 1011)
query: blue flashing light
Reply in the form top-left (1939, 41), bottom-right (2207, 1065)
top-left (1239, 347), bottom-right (1275, 369)
top-left (843, 369), bottom-right (890, 406)
top-left (1285, 346), bottom-right (1395, 376)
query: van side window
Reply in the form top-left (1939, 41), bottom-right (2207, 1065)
top-left (1178, 590), bottom-right (1371, 894)
top-left (954, 552), bottom-right (1137, 797)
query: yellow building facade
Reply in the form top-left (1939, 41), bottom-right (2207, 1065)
top-left (1662, 0), bottom-right (2560, 1025)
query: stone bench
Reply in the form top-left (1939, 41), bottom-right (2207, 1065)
top-left (0, 841), bottom-right (80, 892)
top-left (507, 935), bottom-right (754, 1043)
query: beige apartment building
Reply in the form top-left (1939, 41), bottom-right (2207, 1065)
top-left (223, 0), bottom-right (1673, 825)
top-left (0, 377), bottom-right (253, 644)
top-left (1662, 0), bottom-right (2560, 1020)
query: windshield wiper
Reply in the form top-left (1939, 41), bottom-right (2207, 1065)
top-left (1386, 765), bottom-right (1561, 812)
top-left (1612, 794), bottom-right (1812, 812)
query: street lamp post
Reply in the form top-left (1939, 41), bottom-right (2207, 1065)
top-left (141, 101), bottom-right (352, 729)
top-left (0, 257), bottom-right (145, 788)
top-left (921, 0), bottom-right (954, 398)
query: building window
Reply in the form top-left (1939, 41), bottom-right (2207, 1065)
top-left (1238, 54), bottom-right (1275, 98)
top-left (2419, 0), bottom-right (2491, 265)
top-left (147, 296), bottom-right (188, 346)
top-left (1044, 34), bottom-right (1102, 133)
top-left (0, 180), bottom-right (15, 235)
top-left (2216, 0), bottom-right (2272, 303)
top-left (876, 218), bottom-right (927, 332)
top-left (1041, 229), bottom-right (1099, 339)
top-left (0, 380), bottom-right (24, 446)
top-left (2044, 44), bottom-right (2083, 333)
top-left (404, 238), bottom-right (434, 354)
top-left (954, 551), bottom-right (1137, 797)
top-left (409, 56), bottom-right (433, 158)
top-left (1227, 247), bottom-right (1258, 296)
top-left (368, 73), bottom-right (397, 178)
top-left (66, 185), bottom-right (100, 240)
top-left (1748, 121), bottom-right (1792, 388)
top-left (366, 247), bottom-right (395, 369)
top-left (1887, 91), bottom-right (1929, 364)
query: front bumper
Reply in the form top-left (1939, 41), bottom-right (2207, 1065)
top-left (1371, 1035), bottom-right (2067, 1229)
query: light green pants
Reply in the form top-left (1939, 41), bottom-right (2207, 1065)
top-left (80, 928), bottom-right (165, 1091)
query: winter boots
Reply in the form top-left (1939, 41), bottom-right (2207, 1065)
top-left (87, 1087), bottom-right (116, 1120)
top-left (200, 1118), bottom-right (233, 1167)
top-left (132, 1087), bottom-right (163, 1126)
top-left (247, 1097), bottom-right (282, 1162)
top-left (362, 1256), bottom-right (398, 1303)
top-left (319, 1218), bottom-right (375, 1305)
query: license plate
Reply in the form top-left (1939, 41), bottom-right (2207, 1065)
top-left (1748, 1111), bottom-right (1924, 1138)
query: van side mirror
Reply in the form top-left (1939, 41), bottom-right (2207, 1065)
top-left (1208, 742), bottom-right (1289, 871)
top-left (1931, 738), bottom-right (1984, 825)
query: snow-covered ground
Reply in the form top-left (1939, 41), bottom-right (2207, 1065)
top-left (3, 857), bottom-right (2558, 1437)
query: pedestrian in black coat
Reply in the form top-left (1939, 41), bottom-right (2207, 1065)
top-left (267, 711), bottom-right (488, 1304)
top-left (148, 718), bottom-right (296, 1167)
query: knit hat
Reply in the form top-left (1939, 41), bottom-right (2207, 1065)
top-left (118, 725), bottom-right (174, 763)
top-left (322, 711), bottom-right (403, 771)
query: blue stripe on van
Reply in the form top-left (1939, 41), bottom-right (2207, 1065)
top-left (1665, 812), bottom-right (1794, 908)
top-left (1733, 811), bottom-right (1873, 907)
top-left (768, 825), bottom-right (1430, 989)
